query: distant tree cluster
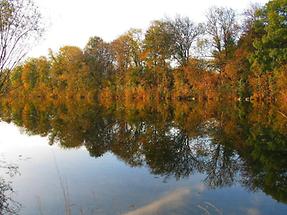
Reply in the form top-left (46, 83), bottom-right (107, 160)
top-left (5, 0), bottom-right (287, 104)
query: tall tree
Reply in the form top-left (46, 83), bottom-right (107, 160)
top-left (84, 36), bottom-right (115, 87)
top-left (205, 7), bottom-right (240, 71)
top-left (143, 20), bottom-right (174, 68)
top-left (251, 0), bottom-right (287, 72)
top-left (112, 29), bottom-right (143, 71)
top-left (168, 16), bottom-right (204, 66)
top-left (49, 46), bottom-right (89, 93)
top-left (111, 29), bottom-right (143, 88)
top-left (0, 0), bottom-right (43, 93)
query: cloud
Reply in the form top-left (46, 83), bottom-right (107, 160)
top-left (193, 183), bottom-right (206, 192)
top-left (246, 208), bottom-right (261, 215)
top-left (122, 188), bottom-right (191, 215)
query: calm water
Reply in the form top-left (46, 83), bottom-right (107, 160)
top-left (0, 100), bottom-right (286, 214)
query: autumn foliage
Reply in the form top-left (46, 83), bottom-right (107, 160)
top-left (4, 0), bottom-right (287, 107)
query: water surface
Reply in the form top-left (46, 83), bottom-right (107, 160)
top-left (0, 100), bottom-right (286, 214)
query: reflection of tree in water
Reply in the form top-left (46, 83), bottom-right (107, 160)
top-left (239, 126), bottom-right (287, 203)
top-left (198, 118), bottom-right (243, 188)
top-left (143, 128), bottom-right (205, 179)
top-left (0, 160), bottom-right (21, 214)
top-left (0, 99), bottom-right (287, 204)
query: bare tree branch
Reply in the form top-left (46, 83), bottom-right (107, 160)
top-left (0, 0), bottom-right (44, 94)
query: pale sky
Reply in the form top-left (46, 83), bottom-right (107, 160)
top-left (29, 0), bottom-right (268, 57)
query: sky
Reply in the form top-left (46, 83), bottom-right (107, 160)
top-left (29, 0), bottom-right (268, 57)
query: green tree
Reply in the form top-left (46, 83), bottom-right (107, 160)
top-left (251, 0), bottom-right (287, 72)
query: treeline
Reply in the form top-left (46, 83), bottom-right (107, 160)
top-left (5, 0), bottom-right (287, 104)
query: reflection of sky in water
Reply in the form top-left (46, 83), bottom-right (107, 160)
top-left (0, 121), bottom-right (287, 215)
